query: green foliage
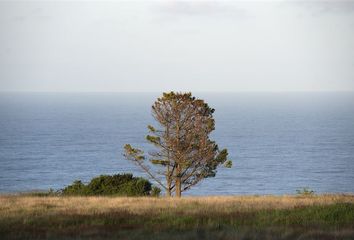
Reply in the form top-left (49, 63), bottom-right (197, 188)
top-left (224, 160), bottom-right (232, 168)
top-left (296, 187), bottom-right (315, 196)
top-left (151, 186), bottom-right (161, 197)
top-left (62, 180), bottom-right (88, 195)
top-left (124, 144), bottom-right (145, 161)
top-left (147, 125), bottom-right (156, 132)
top-left (62, 174), bottom-right (160, 196)
top-left (146, 135), bottom-right (160, 145)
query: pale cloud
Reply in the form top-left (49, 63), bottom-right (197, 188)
top-left (155, 1), bottom-right (248, 17)
top-left (290, 1), bottom-right (354, 16)
top-left (0, 1), bottom-right (353, 92)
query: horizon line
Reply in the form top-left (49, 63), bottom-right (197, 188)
top-left (1, 90), bottom-right (354, 94)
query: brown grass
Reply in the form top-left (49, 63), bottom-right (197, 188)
top-left (1, 194), bottom-right (354, 240)
top-left (1, 194), bottom-right (353, 216)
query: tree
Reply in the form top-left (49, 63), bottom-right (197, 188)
top-left (124, 92), bottom-right (231, 197)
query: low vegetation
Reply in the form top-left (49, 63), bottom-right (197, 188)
top-left (20, 174), bottom-right (161, 197)
top-left (296, 187), bottom-right (315, 196)
top-left (1, 194), bottom-right (353, 239)
top-left (61, 173), bottom-right (159, 197)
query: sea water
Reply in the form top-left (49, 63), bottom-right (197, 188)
top-left (0, 92), bottom-right (353, 195)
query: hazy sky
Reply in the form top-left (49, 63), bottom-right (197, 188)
top-left (1, 0), bottom-right (354, 92)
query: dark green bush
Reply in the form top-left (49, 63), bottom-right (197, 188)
top-left (62, 173), bottom-right (160, 197)
top-left (62, 180), bottom-right (88, 195)
top-left (151, 186), bottom-right (161, 197)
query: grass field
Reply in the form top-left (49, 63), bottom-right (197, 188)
top-left (1, 194), bottom-right (354, 239)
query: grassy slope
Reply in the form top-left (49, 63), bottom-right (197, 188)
top-left (1, 195), bottom-right (354, 240)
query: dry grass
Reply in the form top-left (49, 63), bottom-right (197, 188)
top-left (1, 194), bottom-right (353, 215)
top-left (1, 194), bottom-right (354, 240)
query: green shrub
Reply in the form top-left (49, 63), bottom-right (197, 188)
top-left (62, 180), bottom-right (89, 195)
top-left (296, 187), bottom-right (315, 196)
top-left (151, 186), bottom-right (161, 197)
top-left (62, 173), bottom-right (160, 196)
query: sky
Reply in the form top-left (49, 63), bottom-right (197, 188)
top-left (0, 0), bottom-right (354, 92)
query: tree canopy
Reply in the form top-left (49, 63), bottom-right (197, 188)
top-left (124, 92), bottom-right (231, 197)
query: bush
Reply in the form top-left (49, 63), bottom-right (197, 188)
top-left (151, 186), bottom-right (161, 197)
top-left (62, 180), bottom-right (88, 195)
top-left (296, 187), bottom-right (315, 196)
top-left (62, 173), bottom-right (160, 197)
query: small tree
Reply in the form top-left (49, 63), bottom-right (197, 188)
top-left (124, 92), bottom-right (231, 197)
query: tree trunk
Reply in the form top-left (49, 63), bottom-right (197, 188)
top-left (166, 177), bottom-right (172, 197)
top-left (175, 177), bottom-right (181, 197)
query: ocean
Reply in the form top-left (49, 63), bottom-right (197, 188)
top-left (0, 92), bottom-right (353, 195)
